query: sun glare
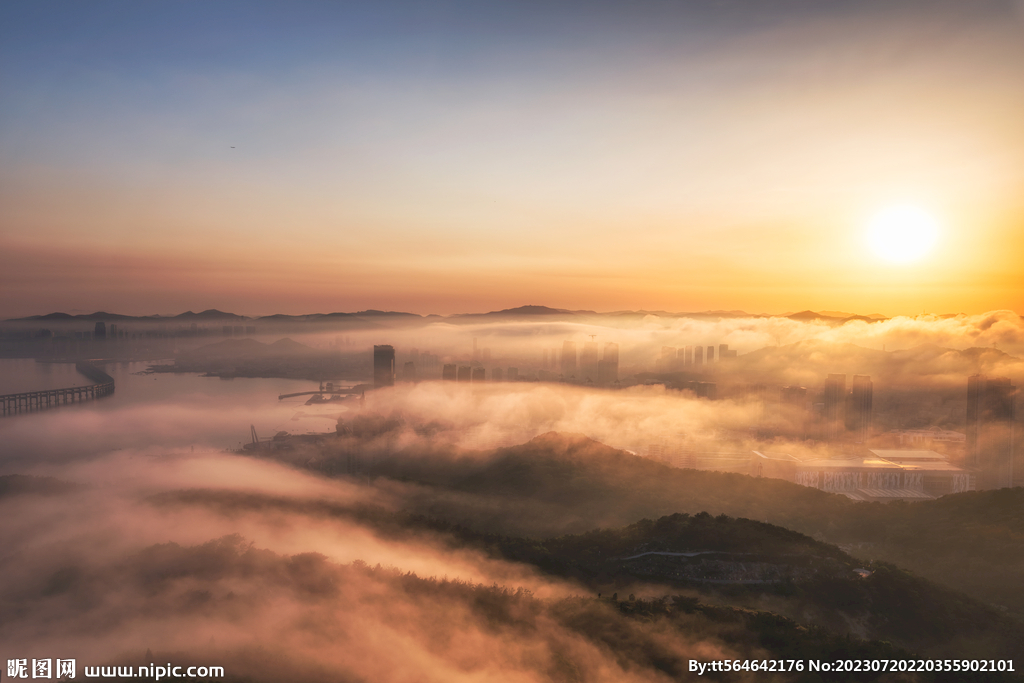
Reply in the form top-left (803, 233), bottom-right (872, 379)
top-left (866, 205), bottom-right (939, 264)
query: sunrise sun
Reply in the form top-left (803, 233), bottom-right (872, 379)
top-left (866, 205), bottom-right (940, 264)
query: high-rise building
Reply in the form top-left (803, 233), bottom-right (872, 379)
top-left (719, 344), bottom-right (737, 359)
top-left (823, 374), bottom-right (846, 441)
top-left (442, 364), bottom-right (457, 381)
top-left (457, 366), bottom-right (472, 382)
top-left (561, 341), bottom-right (577, 378)
top-left (373, 345), bottom-right (396, 388)
top-left (966, 375), bottom-right (1016, 489)
top-left (472, 367), bottom-right (486, 382)
top-left (94, 322), bottom-right (106, 340)
top-left (848, 375), bottom-right (873, 441)
top-left (693, 346), bottom-right (703, 366)
top-left (706, 345), bottom-right (715, 363)
top-left (492, 367), bottom-right (504, 382)
top-left (402, 361), bottom-right (416, 382)
top-left (598, 342), bottom-right (619, 385)
top-left (580, 342), bottom-right (599, 383)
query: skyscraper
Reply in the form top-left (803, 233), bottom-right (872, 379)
top-left (966, 375), bottom-right (1016, 489)
top-left (848, 375), bottom-right (873, 441)
top-left (471, 367), bottom-right (486, 382)
top-left (597, 342), bottom-right (619, 385)
top-left (457, 366), bottom-right (472, 382)
top-left (442, 363), bottom-right (457, 381)
top-left (561, 341), bottom-right (577, 378)
top-left (580, 341), bottom-right (599, 383)
top-left (693, 346), bottom-right (703, 366)
top-left (823, 374), bottom-right (845, 441)
top-left (94, 322), bottom-right (106, 340)
top-left (402, 361), bottom-right (416, 382)
top-left (373, 345), bottom-right (395, 388)
top-left (706, 345), bottom-right (715, 363)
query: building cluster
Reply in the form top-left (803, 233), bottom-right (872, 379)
top-left (821, 373), bottom-right (873, 441)
top-left (966, 375), bottom-right (1017, 490)
top-left (372, 340), bottom-right (620, 388)
top-left (751, 449), bottom-right (971, 501)
top-left (557, 340), bottom-right (619, 385)
top-left (650, 372), bottom-right (1017, 494)
top-left (655, 344), bottom-right (737, 372)
top-left (374, 341), bottom-right (1019, 493)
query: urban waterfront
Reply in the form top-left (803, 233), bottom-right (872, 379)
top-left (0, 359), bottom-right (344, 462)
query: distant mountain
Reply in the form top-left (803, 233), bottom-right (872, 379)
top-left (787, 309), bottom-right (840, 322)
top-left (787, 310), bottom-right (889, 324)
top-left (352, 310), bottom-right (421, 317)
top-left (172, 309), bottom-right (246, 320)
top-left (484, 305), bottom-right (571, 316)
top-left (8, 306), bottom-right (901, 325)
top-left (9, 310), bottom-right (247, 322)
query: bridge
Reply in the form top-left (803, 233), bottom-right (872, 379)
top-left (0, 362), bottom-right (115, 417)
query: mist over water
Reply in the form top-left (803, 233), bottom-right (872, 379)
top-left (1, 311), bottom-right (1022, 680)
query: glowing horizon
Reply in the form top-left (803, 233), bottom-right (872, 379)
top-left (1, 1), bottom-right (1022, 319)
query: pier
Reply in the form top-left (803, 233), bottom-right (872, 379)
top-left (0, 362), bottom-right (115, 416)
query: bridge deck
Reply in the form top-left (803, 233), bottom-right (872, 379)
top-left (1, 363), bottom-right (115, 416)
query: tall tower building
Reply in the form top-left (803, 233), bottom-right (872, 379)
top-left (706, 345), bottom-right (715, 363)
top-left (823, 374), bottom-right (846, 441)
top-left (580, 341), bottom-right (599, 383)
top-left (373, 345), bottom-right (395, 388)
top-left (561, 341), bottom-right (577, 378)
top-left (402, 361), bottom-right (416, 382)
top-left (442, 364), bottom-right (457, 381)
top-left (848, 375), bottom-right (873, 441)
top-left (94, 322), bottom-right (107, 341)
top-left (966, 375), bottom-right (1016, 490)
top-left (597, 342), bottom-right (619, 385)
top-left (693, 346), bottom-right (703, 367)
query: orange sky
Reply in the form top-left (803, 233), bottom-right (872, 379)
top-left (2, 2), bottom-right (1023, 318)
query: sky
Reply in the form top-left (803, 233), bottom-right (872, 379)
top-left (1, 0), bottom-right (1023, 318)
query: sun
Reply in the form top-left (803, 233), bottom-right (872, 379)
top-left (866, 205), bottom-right (939, 264)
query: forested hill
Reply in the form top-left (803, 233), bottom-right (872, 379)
top-left (314, 431), bottom-right (1024, 617)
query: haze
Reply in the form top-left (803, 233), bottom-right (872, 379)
top-left (2, 0), bottom-right (1024, 318)
top-left (3, 3), bottom-right (1024, 681)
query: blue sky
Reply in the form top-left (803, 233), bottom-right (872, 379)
top-left (2, 1), bottom-right (1023, 316)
